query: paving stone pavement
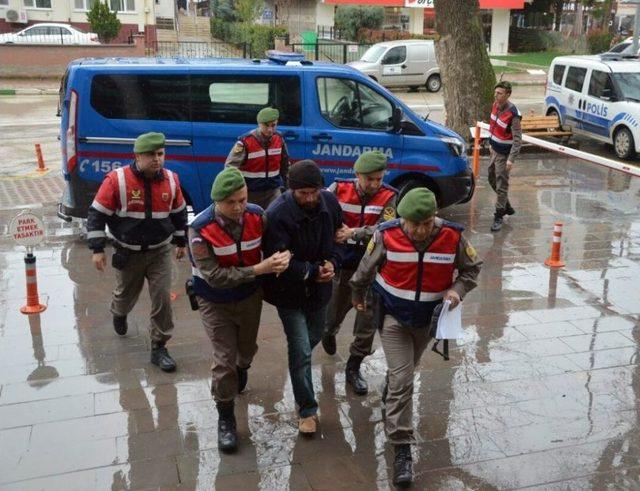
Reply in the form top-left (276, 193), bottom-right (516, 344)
top-left (0, 154), bottom-right (639, 490)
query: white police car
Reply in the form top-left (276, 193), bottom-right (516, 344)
top-left (545, 55), bottom-right (640, 159)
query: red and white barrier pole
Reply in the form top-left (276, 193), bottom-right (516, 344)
top-left (544, 222), bottom-right (565, 268)
top-left (20, 252), bottom-right (47, 314)
top-left (35, 144), bottom-right (49, 173)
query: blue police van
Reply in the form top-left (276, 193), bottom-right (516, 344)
top-left (58, 52), bottom-right (473, 219)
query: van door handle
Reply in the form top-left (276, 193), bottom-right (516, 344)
top-left (401, 64), bottom-right (407, 69)
top-left (312, 133), bottom-right (332, 142)
top-left (282, 131), bottom-right (299, 141)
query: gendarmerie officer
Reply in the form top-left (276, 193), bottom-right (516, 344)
top-left (87, 132), bottom-right (187, 372)
top-left (188, 168), bottom-right (291, 452)
top-left (488, 80), bottom-right (522, 232)
top-left (225, 106), bottom-right (290, 209)
top-left (322, 150), bottom-right (397, 395)
top-left (349, 188), bottom-right (481, 485)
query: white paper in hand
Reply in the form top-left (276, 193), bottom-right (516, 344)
top-left (435, 300), bottom-right (464, 340)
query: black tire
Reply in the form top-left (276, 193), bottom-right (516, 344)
top-left (546, 107), bottom-right (561, 125)
top-left (426, 74), bottom-right (441, 93)
top-left (408, 86), bottom-right (420, 92)
top-left (613, 126), bottom-right (636, 160)
top-left (398, 179), bottom-right (438, 205)
top-left (458, 172), bottom-right (475, 204)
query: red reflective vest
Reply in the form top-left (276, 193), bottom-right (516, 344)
top-left (240, 133), bottom-right (284, 180)
top-left (198, 210), bottom-right (263, 268)
top-left (373, 220), bottom-right (461, 326)
top-left (334, 179), bottom-right (396, 234)
top-left (89, 164), bottom-right (186, 250)
top-left (489, 102), bottom-right (520, 155)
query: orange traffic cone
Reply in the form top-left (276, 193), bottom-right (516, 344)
top-left (20, 253), bottom-right (47, 314)
top-left (35, 144), bottom-right (49, 172)
top-left (544, 222), bottom-right (565, 268)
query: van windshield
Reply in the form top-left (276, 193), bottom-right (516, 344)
top-left (612, 72), bottom-right (640, 102)
top-left (360, 45), bottom-right (386, 63)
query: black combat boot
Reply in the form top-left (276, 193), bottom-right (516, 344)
top-left (393, 444), bottom-right (413, 486)
top-left (345, 355), bottom-right (368, 395)
top-left (490, 211), bottom-right (504, 232)
top-left (237, 366), bottom-right (248, 393)
top-left (113, 315), bottom-right (128, 336)
top-left (321, 333), bottom-right (337, 355)
top-left (150, 342), bottom-right (176, 372)
top-left (216, 401), bottom-right (237, 452)
top-left (505, 201), bottom-right (516, 216)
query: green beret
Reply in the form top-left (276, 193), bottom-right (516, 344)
top-left (211, 167), bottom-right (246, 201)
top-left (133, 132), bottom-right (165, 153)
top-left (397, 188), bottom-right (437, 221)
top-left (354, 150), bottom-right (387, 173)
top-left (257, 107), bottom-right (279, 124)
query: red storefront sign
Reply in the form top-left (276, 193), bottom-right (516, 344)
top-left (324, 0), bottom-right (524, 7)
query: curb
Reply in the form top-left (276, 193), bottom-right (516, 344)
top-left (0, 88), bottom-right (59, 96)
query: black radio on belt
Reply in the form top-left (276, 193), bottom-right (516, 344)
top-left (185, 279), bottom-right (199, 311)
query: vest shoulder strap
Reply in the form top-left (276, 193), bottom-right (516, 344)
top-left (440, 219), bottom-right (465, 232)
top-left (378, 218), bottom-right (401, 232)
top-left (245, 203), bottom-right (265, 216)
top-left (189, 205), bottom-right (215, 230)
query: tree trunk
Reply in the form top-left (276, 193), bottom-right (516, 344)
top-left (434, 0), bottom-right (495, 139)
top-left (574, 2), bottom-right (584, 36)
top-left (553, 0), bottom-right (563, 32)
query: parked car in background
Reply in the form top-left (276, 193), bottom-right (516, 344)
top-left (348, 39), bottom-right (441, 92)
top-left (603, 36), bottom-right (640, 56)
top-left (545, 55), bottom-right (640, 160)
top-left (0, 23), bottom-right (99, 45)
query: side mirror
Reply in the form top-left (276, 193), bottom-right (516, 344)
top-left (392, 107), bottom-right (402, 132)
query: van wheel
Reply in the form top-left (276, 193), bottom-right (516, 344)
top-left (398, 179), bottom-right (438, 205)
top-left (426, 74), bottom-right (441, 92)
top-left (613, 126), bottom-right (636, 160)
top-left (546, 108), bottom-right (561, 125)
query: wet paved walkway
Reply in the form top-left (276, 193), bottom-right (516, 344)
top-left (1, 154), bottom-right (639, 490)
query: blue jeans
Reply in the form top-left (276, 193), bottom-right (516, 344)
top-left (277, 305), bottom-right (327, 418)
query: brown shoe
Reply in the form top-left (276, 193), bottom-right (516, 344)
top-left (298, 415), bottom-right (318, 434)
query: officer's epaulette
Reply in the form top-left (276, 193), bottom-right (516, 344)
top-left (189, 204), bottom-right (215, 230)
top-left (440, 219), bottom-right (465, 232)
top-left (377, 218), bottom-right (401, 231)
top-left (246, 203), bottom-right (265, 215)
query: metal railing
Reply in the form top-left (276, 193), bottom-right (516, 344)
top-left (288, 42), bottom-right (371, 64)
top-left (316, 25), bottom-right (347, 41)
top-left (0, 31), bottom-right (100, 45)
top-left (153, 41), bottom-right (250, 58)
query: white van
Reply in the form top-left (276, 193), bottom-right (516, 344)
top-left (347, 39), bottom-right (441, 92)
top-left (545, 55), bottom-right (640, 159)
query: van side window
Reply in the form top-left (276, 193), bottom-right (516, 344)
top-left (552, 64), bottom-right (565, 85)
top-left (90, 75), bottom-right (191, 121)
top-left (191, 75), bottom-right (301, 126)
top-left (588, 70), bottom-right (614, 99)
top-left (382, 46), bottom-right (406, 65)
top-left (564, 66), bottom-right (587, 93)
top-left (317, 77), bottom-right (393, 131)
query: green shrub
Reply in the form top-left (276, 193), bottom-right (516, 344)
top-left (356, 28), bottom-right (433, 44)
top-left (587, 28), bottom-right (613, 54)
top-left (211, 19), bottom-right (287, 58)
top-left (335, 6), bottom-right (384, 41)
top-left (86, 1), bottom-right (121, 44)
top-left (508, 27), bottom-right (551, 52)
